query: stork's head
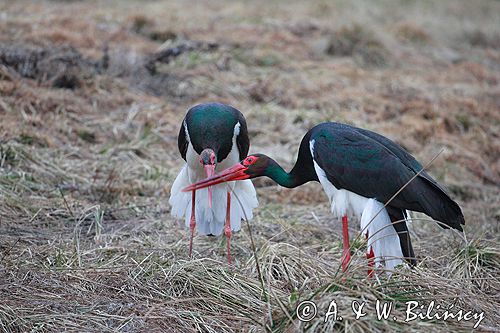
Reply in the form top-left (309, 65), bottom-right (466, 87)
top-left (183, 154), bottom-right (272, 192)
top-left (199, 148), bottom-right (216, 207)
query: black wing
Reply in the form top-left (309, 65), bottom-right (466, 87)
top-left (235, 111), bottom-right (250, 160)
top-left (178, 119), bottom-right (189, 161)
top-left (354, 127), bottom-right (448, 194)
top-left (311, 124), bottom-right (464, 231)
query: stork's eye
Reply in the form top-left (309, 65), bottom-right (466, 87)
top-left (242, 156), bottom-right (257, 166)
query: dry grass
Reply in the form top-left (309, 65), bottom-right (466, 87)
top-left (0, 0), bottom-right (499, 332)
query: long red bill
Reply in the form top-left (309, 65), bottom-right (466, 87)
top-left (183, 163), bottom-right (249, 192)
top-left (204, 164), bottom-right (215, 208)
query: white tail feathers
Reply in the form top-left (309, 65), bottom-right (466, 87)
top-left (169, 165), bottom-right (191, 219)
top-left (169, 165), bottom-right (258, 236)
top-left (360, 199), bottom-right (404, 272)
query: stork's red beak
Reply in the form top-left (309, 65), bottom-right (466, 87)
top-left (204, 164), bottom-right (215, 208)
top-left (183, 163), bottom-right (250, 192)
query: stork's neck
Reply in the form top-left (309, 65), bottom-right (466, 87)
top-left (265, 157), bottom-right (317, 188)
top-left (265, 163), bottom-right (298, 188)
top-left (266, 135), bottom-right (319, 188)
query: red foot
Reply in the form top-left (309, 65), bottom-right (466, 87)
top-left (225, 226), bottom-right (232, 265)
top-left (341, 215), bottom-right (351, 272)
top-left (366, 233), bottom-right (374, 278)
top-left (367, 246), bottom-right (375, 278)
top-left (341, 249), bottom-right (351, 272)
top-left (189, 190), bottom-right (196, 258)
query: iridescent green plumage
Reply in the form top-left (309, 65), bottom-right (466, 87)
top-left (178, 103), bottom-right (249, 163)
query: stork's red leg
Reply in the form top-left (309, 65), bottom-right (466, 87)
top-left (189, 190), bottom-right (196, 257)
top-left (366, 233), bottom-right (374, 277)
top-left (367, 246), bottom-right (375, 278)
top-left (224, 191), bottom-right (232, 265)
top-left (341, 215), bottom-right (351, 272)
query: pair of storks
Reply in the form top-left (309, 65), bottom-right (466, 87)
top-left (169, 103), bottom-right (464, 273)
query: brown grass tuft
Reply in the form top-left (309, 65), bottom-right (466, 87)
top-left (326, 24), bottom-right (389, 67)
top-left (394, 23), bottom-right (431, 44)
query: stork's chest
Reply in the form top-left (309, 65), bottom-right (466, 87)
top-left (185, 135), bottom-right (241, 182)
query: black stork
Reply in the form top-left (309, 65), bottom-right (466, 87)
top-left (169, 103), bottom-right (258, 263)
top-left (183, 122), bottom-right (465, 273)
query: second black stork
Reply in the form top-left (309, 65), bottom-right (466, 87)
top-left (169, 103), bottom-right (258, 263)
top-left (184, 122), bottom-right (465, 274)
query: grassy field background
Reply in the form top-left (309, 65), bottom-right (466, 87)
top-left (0, 0), bottom-right (499, 332)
